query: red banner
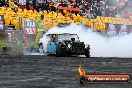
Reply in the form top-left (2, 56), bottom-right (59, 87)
top-left (58, 6), bottom-right (80, 12)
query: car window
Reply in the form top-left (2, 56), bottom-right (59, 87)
top-left (58, 34), bottom-right (79, 41)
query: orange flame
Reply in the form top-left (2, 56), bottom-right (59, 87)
top-left (78, 66), bottom-right (86, 76)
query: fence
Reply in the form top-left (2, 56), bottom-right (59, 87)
top-left (0, 28), bottom-right (36, 55)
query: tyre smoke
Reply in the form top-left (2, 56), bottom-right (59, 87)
top-left (41, 24), bottom-right (132, 58)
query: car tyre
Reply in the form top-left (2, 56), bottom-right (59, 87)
top-left (56, 49), bottom-right (62, 57)
top-left (85, 47), bottom-right (90, 58)
top-left (66, 50), bottom-right (71, 57)
top-left (39, 43), bottom-right (45, 54)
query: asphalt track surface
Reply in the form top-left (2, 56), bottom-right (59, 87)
top-left (0, 55), bottom-right (132, 88)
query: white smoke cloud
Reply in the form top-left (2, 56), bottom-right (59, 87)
top-left (41, 24), bottom-right (132, 58)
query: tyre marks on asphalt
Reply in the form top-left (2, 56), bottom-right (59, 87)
top-left (0, 56), bottom-right (132, 88)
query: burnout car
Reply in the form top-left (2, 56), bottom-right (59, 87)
top-left (39, 33), bottom-right (90, 57)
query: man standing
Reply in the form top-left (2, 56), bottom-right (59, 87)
top-left (107, 24), bottom-right (117, 36)
top-left (18, 0), bottom-right (26, 10)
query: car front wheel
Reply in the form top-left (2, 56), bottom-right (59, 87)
top-left (56, 49), bottom-right (62, 57)
top-left (39, 43), bottom-right (44, 54)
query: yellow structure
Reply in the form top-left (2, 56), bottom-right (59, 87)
top-left (0, 6), bottom-right (132, 33)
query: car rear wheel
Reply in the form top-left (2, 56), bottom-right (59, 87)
top-left (85, 47), bottom-right (90, 58)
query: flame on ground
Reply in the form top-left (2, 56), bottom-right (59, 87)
top-left (78, 66), bottom-right (86, 76)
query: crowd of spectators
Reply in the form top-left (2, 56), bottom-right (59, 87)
top-left (27, 0), bottom-right (107, 18)
top-left (105, 0), bottom-right (132, 17)
top-left (0, 0), bottom-right (132, 18)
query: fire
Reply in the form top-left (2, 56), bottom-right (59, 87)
top-left (78, 66), bottom-right (86, 76)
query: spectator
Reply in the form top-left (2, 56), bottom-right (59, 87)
top-left (50, 3), bottom-right (56, 12)
top-left (0, 0), bottom-right (8, 7)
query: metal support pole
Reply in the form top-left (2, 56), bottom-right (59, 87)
top-left (18, 16), bottom-right (22, 30)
